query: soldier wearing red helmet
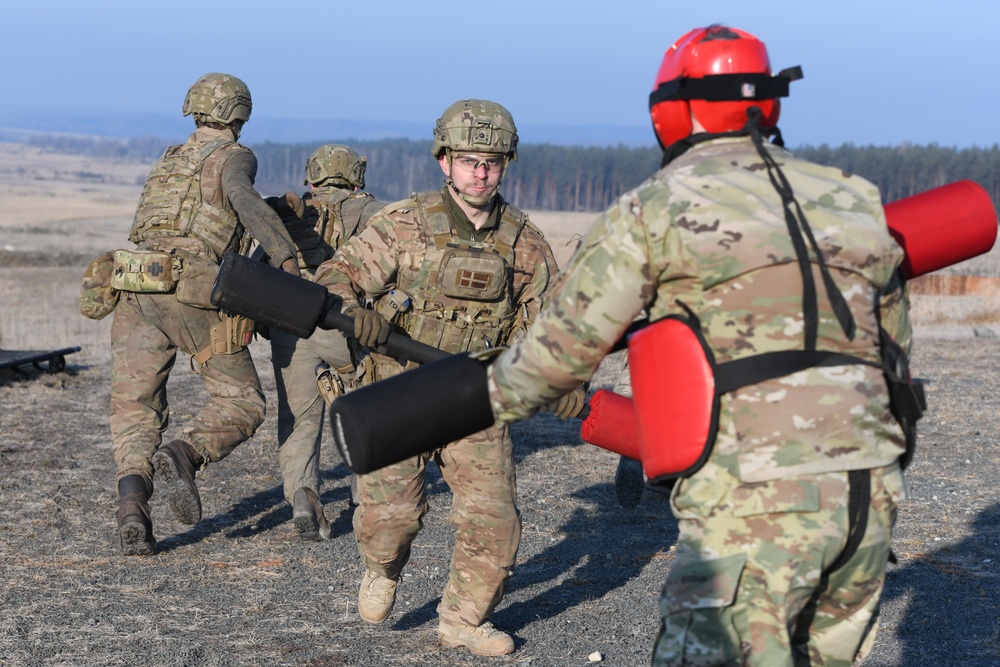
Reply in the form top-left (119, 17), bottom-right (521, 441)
top-left (483, 25), bottom-right (913, 665)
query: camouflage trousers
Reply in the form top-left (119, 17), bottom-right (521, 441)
top-left (654, 462), bottom-right (906, 667)
top-left (110, 292), bottom-right (265, 485)
top-left (270, 327), bottom-right (353, 504)
top-left (353, 423), bottom-right (521, 626)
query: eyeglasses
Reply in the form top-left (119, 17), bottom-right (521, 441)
top-left (452, 153), bottom-right (506, 173)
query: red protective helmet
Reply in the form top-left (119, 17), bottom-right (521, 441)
top-left (649, 25), bottom-right (800, 148)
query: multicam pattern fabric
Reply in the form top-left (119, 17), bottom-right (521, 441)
top-left (315, 189), bottom-right (555, 359)
top-left (269, 186), bottom-right (383, 503)
top-left (487, 136), bottom-right (912, 665)
top-left (270, 187), bottom-right (384, 276)
top-left (491, 136), bottom-right (909, 481)
top-left (315, 186), bottom-right (556, 627)
top-left (110, 126), bottom-right (289, 492)
top-left (130, 132), bottom-right (245, 258)
top-left (111, 293), bottom-right (265, 483)
top-left (79, 250), bottom-right (120, 320)
top-left (654, 463), bottom-right (905, 667)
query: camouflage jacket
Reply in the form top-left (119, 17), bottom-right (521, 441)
top-left (268, 186), bottom-right (384, 276)
top-left (490, 137), bottom-right (911, 481)
top-left (314, 188), bottom-right (557, 355)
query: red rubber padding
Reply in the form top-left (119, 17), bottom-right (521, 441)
top-left (885, 179), bottom-right (998, 279)
top-left (580, 389), bottom-right (642, 461)
top-left (628, 318), bottom-right (715, 479)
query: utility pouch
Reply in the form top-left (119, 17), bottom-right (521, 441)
top-left (194, 312), bottom-right (256, 368)
top-left (79, 250), bottom-right (120, 320)
top-left (315, 364), bottom-right (346, 406)
top-left (111, 249), bottom-right (179, 293)
top-left (880, 332), bottom-right (926, 469)
top-left (376, 289), bottom-right (413, 322)
top-left (437, 246), bottom-right (507, 300)
top-left (175, 254), bottom-right (220, 309)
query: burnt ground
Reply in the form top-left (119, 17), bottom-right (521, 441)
top-left (0, 330), bottom-right (998, 667)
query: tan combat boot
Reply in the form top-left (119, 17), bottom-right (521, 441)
top-left (438, 619), bottom-right (515, 657)
top-left (292, 487), bottom-right (332, 540)
top-left (151, 440), bottom-right (203, 525)
top-left (358, 568), bottom-right (398, 624)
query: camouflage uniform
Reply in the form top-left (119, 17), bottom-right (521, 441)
top-left (111, 125), bottom-right (296, 492)
top-left (268, 184), bottom-right (384, 506)
top-left (489, 136), bottom-right (911, 666)
top-left (315, 187), bottom-right (557, 627)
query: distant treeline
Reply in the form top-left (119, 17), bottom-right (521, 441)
top-left (25, 134), bottom-right (1000, 213)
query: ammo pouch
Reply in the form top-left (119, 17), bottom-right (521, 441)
top-left (175, 254), bottom-right (220, 309)
top-left (192, 312), bottom-right (256, 368)
top-left (79, 250), bottom-right (120, 320)
top-left (437, 246), bottom-right (507, 300)
top-left (111, 249), bottom-right (179, 293)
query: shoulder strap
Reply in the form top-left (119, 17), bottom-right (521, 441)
top-left (491, 201), bottom-right (528, 264)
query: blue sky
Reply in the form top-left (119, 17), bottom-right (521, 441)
top-left (3, 0), bottom-right (997, 148)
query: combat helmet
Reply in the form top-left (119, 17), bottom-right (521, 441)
top-left (182, 72), bottom-right (253, 125)
top-left (304, 144), bottom-right (367, 189)
top-left (432, 99), bottom-right (518, 161)
top-left (648, 25), bottom-right (801, 149)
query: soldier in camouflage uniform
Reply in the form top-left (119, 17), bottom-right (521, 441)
top-left (487, 27), bottom-right (912, 666)
top-left (265, 145), bottom-right (385, 540)
top-left (314, 99), bottom-right (569, 656)
top-left (110, 73), bottom-right (299, 557)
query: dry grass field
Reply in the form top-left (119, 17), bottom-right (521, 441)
top-left (1, 143), bottom-right (999, 666)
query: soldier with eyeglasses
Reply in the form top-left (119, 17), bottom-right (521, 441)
top-left (314, 99), bottom-right (569, 656)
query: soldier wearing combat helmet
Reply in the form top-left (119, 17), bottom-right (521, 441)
top-left (485, 25), bottom-right (914, 665)
top-left (314, 99), bottom-right (573, 656)
top-left (103, 72), bottom-right (298, 556)
top-left (264, 144), bottom-right (385, 541)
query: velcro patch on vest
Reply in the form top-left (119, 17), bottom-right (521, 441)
top-left (437, 246), bottom-right (506, 301)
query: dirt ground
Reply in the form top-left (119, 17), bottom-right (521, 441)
top-left (1, 144), bottom-right (998, 667)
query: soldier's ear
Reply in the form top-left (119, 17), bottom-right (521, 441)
top-left (438, 155), bottom-right (451, 178)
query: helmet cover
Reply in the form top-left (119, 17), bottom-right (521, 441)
top-left (304, 144), bottom-right (367, 188)
top-left (182, 72), bottom-right (252, 125)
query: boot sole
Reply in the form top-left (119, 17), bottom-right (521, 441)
top-left (293, 513), bottom-right (321, 540)
top-left (119, 518), bottom-right (156, 556)
top-left (152, 448), bottom-right (202, 525)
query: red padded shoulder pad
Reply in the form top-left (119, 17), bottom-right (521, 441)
top-left (628, 316), bottom-right (718, 482)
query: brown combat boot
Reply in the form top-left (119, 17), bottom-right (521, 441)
top-left (117, 474), bottom-right (155, 556)
top-left (358, 568), bottom-right (398, 624)
top-left (438, 619), bottom-right (515, 656)
top-left (151, 440), bottom-right (202, 525)
top-left (292, 487), bottom-right (332, 540)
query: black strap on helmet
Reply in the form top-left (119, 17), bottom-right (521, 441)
top-left (649, 67), bottom-right (803, 109)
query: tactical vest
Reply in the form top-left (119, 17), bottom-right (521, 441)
top-left (281, 189), bottom-right (378, 274)
top-left (129, 135), bottom-right (245, 258)
top-left (390, 192), bottom-right (526, 356)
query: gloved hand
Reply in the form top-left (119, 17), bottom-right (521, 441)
top-left (265, 191), bottom-right (304, 218)
top-left (547, 385), bottom-right (588, 420)
top-left (344, 305), bottom-right (391, 348)
top-left (280, 256), bottom-right (301, 278)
